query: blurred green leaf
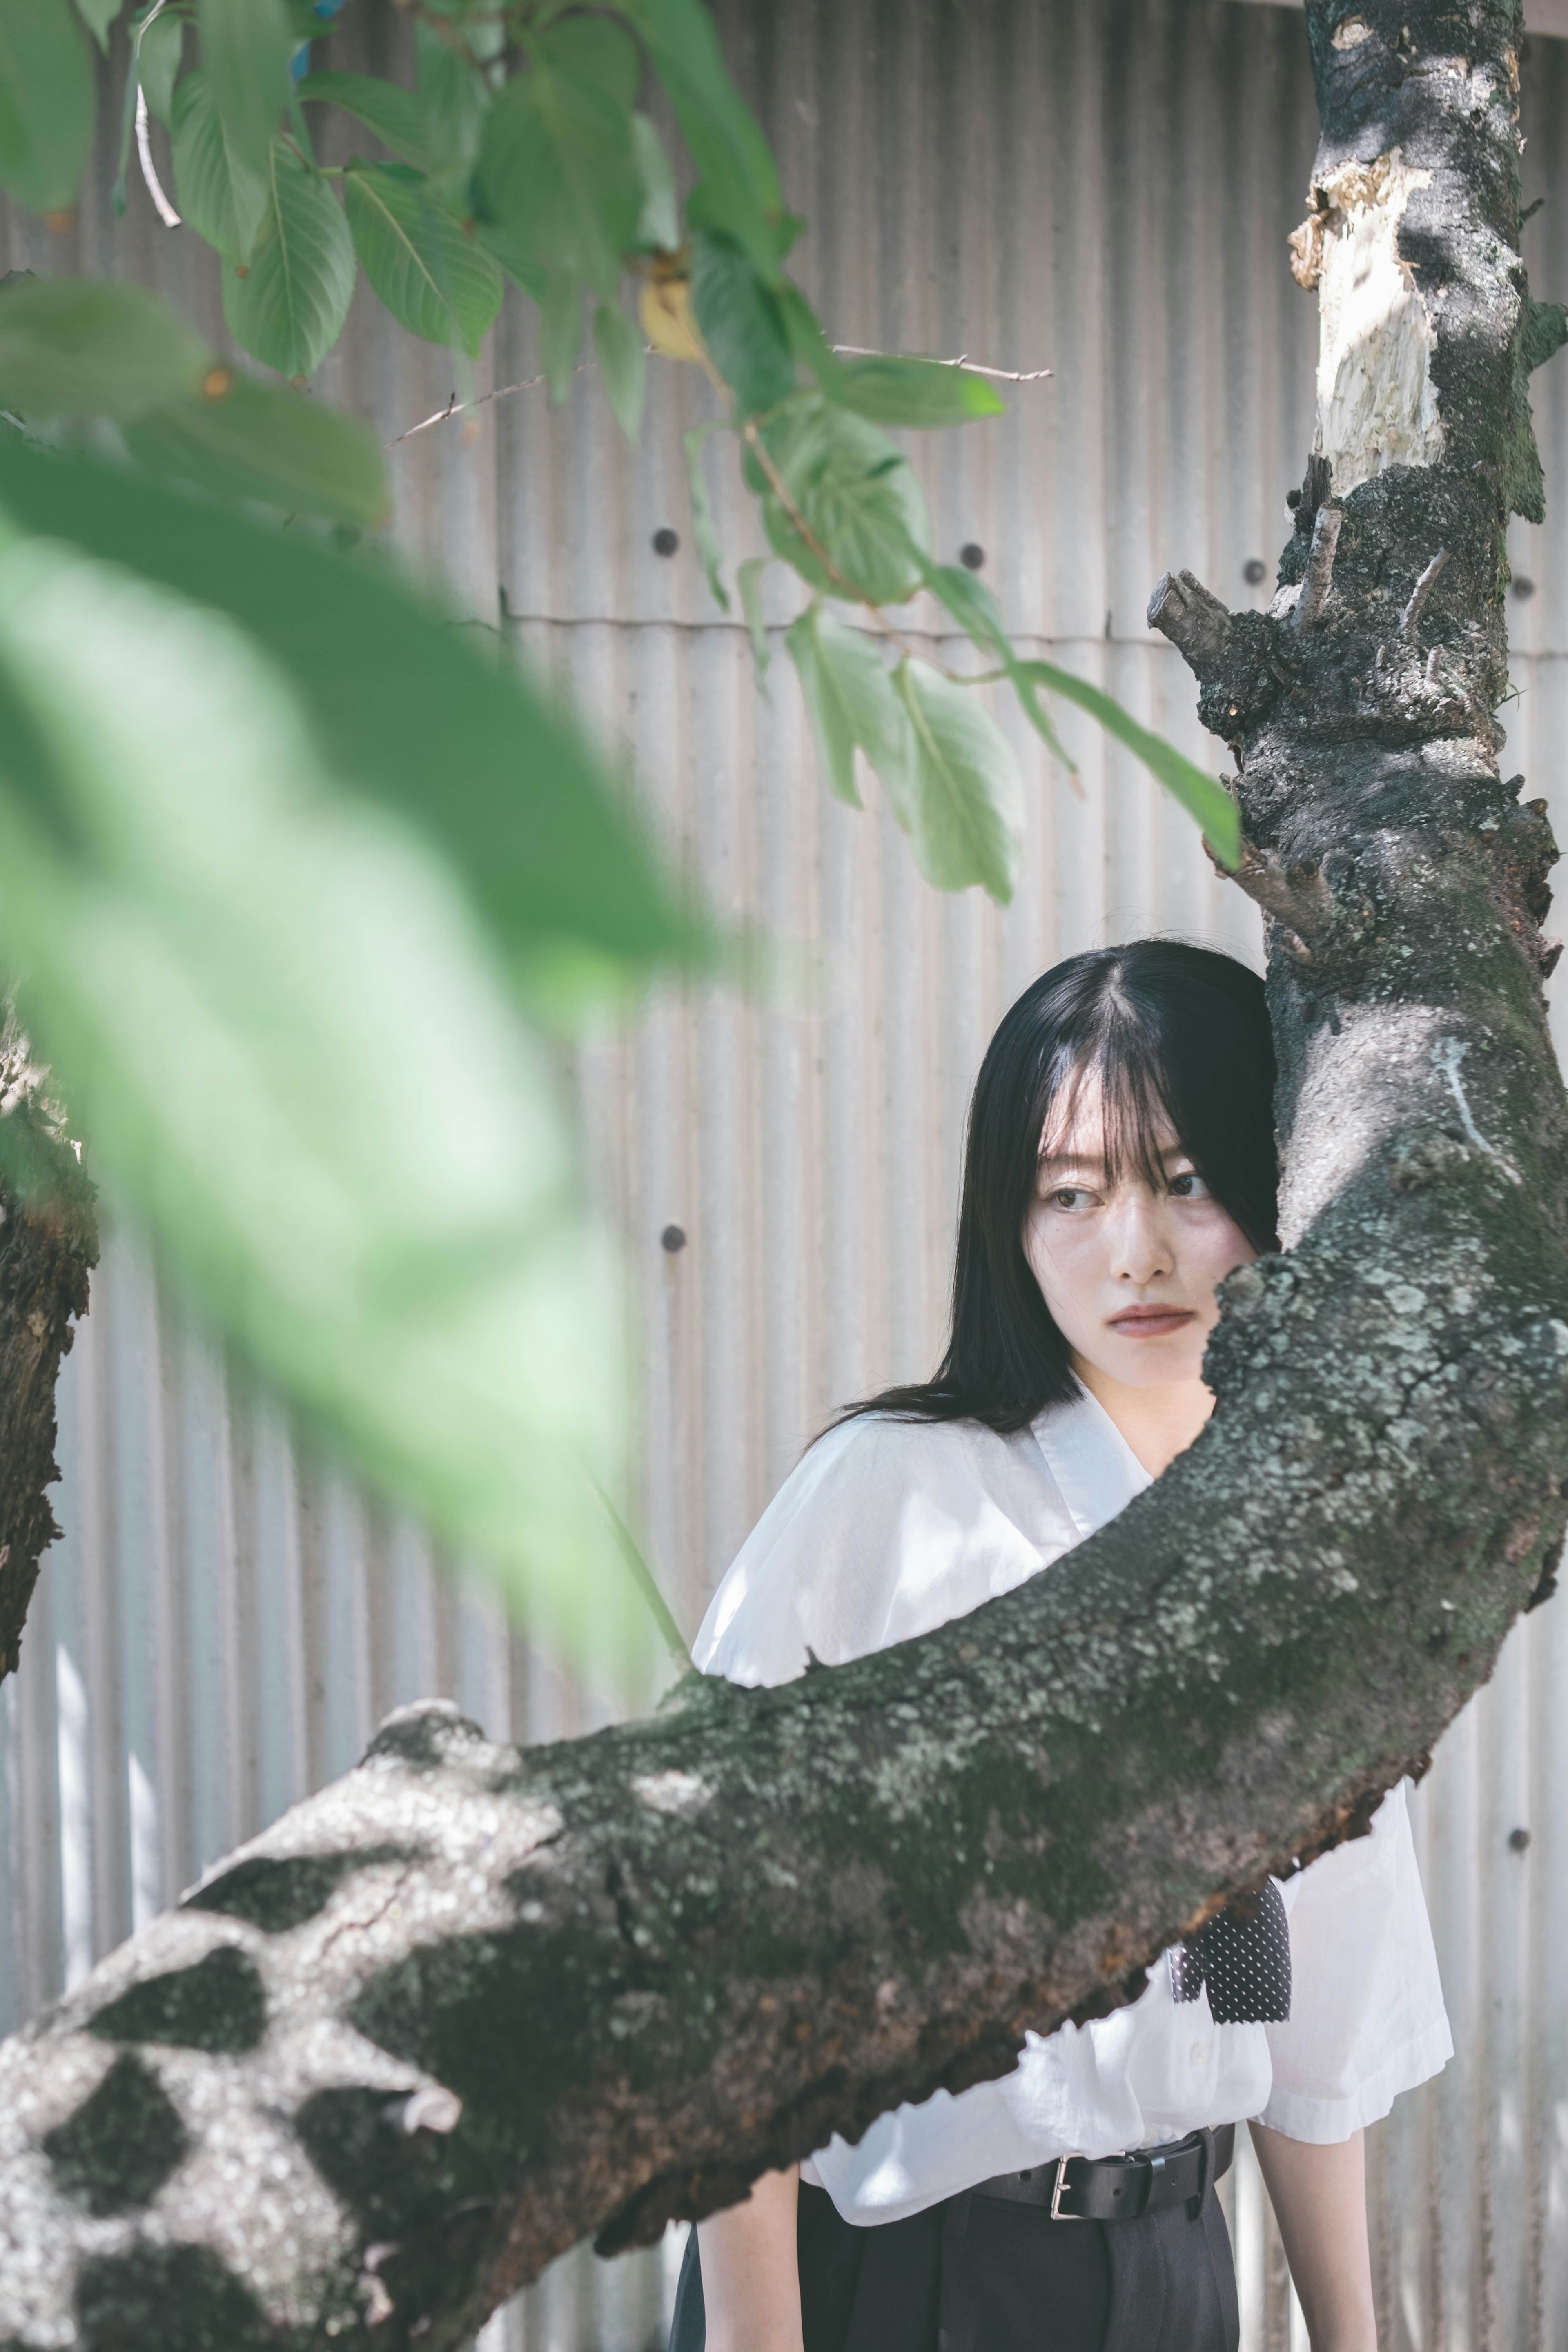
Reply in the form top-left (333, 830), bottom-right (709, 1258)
top-left (76, 0), bottom-right (121, 51)
top-left (682, 421), bottom-right (728, 612)
top-left (690, 230), bottom-right (793, 419)
top-left (0, 526), bottom-right (637, 1657)
top-left (748, 394), bottom-right (929, 606)
top-left (137, 10), bottom-right (185, 128)
top-left (344, 162), bottom-right (502, 356)
top-left (0, 0), bottom-right (94, 217)
top-left (474, 21), bottom-right (644, 301)
top-left (632, 0), bottom-right (784, 280)
top-left (0, 277), bottom-right (210, 420)
top-left (828, 354), bottom-right (1004, 428)
top-left (172, 67), bottom-right (269, 261)
top-left (198, 0), bottom-right (291, 189)
top-left (540, 269), bottom-right (581, 405)
top-left (0, 441), bottom-right (695, 973)
top-left (890, 658), bottom-right (1024, 902)
top-left (298, 69), bottom-right (445, 176)
top-left (1015, 657), bottom-right (1242, 866)
top-left (630, 111), bottom-right (679, 251)
top-left (784, 602), bottom-right (908, 809)
top-left (593, 299), bottom-right (646, 442)
top-left (546, 15), bottom-right (641, 108)
top-left (122, 371), bottom-right (390, 527)
top-left (413, 20), bottom-right (486, 171)
top-left (222, 143), bottom-right (355, 379)
top-left (736, 555), bottom-right (769, 688)
top-left (473, 216), bottom-right (548, 304)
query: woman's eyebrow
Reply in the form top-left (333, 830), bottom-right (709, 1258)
top-left (1037, 1149), bottom-right (1106, 1173)
top-left (1038, 1141), bottom-right (1191, 1174)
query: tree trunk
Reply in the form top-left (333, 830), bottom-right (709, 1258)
top-left (1, 5), bottom-right (1564, 2346)
top-left (0, 1014), bottom-right (96, 1689)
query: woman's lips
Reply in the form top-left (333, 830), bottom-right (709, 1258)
top-left (1107, 1307), bottom-right (1195, 1338)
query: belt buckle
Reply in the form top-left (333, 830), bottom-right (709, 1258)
top-left (1050, 2154), bottom-right (1087, 2221)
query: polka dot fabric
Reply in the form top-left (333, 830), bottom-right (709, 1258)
top-left (1170, 1880), bottom-right (1292, 2022)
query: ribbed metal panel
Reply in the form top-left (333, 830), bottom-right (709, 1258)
top-left (2, 3), bottom-right (1567, 2345)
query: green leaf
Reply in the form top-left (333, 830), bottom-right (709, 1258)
top-left (137, 9), bottom-right (185, 128)
top-left (631, 110), bottom-right (679, 252)
top-left (921, 558), bottom-right (1076, 770)
top-left (682, 421), bottom-right (728, 612)
top-left (0, 528), bottom-right (640, 1656)
top-left (540, 270), bottom-right (581, 406)
top-left (544, 16), bottom-right (641, 110)
top-left (593, 300), bottom-right (646, 443)
top-left (632, 0), bottom-right (784, 280)
top-left (172, 67), bottom-right (269, 261)
top-left (690, 230), bottom-right (794, 419)
top-left (1015, 658), bottom-right (1243, 867)
top-left (413, 20), bottom-right (485, 172)
top-left (0, 0), bottom-right (94, 216)
top-left (222, 142), bottom-right (355, 379)
top-left (198, 0), bottom-right (291, 189)
top-left (344, 163), bottom-right (502, 357)
top-left (0, 439), bottom-right (696, 974)
top-left (297, 69), bottom-right (444, 176)
top-left (890, 659), bottom-right (1024, 902)
top-left (750, 394), bottom-right (929, 607)
top-left (473, 217), bottom-right (547, 305)
top-left (122, 370), bottom-right (390, 527)
top-left (785, 602), bottom-right (909, 808)
top-left (828, 354), bottom-right (1004, 428)
top-left (75, 0), bottom-right (121, 50)
top-left (474, 20), bottom-right (644, 302)
top-left (0, 277), bottom-right (211, 420)
top-left (736, 556), bottom-right (770, 688)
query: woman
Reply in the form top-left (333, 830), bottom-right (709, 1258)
top-left (673, 942), bottom-right (1451, 2352)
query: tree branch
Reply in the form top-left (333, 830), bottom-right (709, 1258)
top-left (0, 1015), bottom-right (96, 1686)
top-left (0, 5), bottom-right (1564, 2345)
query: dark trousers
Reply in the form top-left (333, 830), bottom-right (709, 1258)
top-left (668, 2176), bottom-right (1240, 2352)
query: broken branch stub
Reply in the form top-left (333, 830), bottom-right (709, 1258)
top-left (1145, 567), bottom-right (1232, 668)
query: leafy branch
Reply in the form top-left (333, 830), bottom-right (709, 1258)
top-left (3, 0), bottom-right (1238, 899)
top-left (0, 0), bottom-right (1235, 1652)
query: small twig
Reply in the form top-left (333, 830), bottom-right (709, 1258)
top-left (390, 340), bottom-right (1049, 449)
top-left (829, 345), bottom-right (1054, 384)
top-left (1400, 548), bottom-right (1450, 633)
top-left (388, 365), bottom-right (601, 446)
top-left (134, 87), bottom-right (180, 227)
top-left (1292, 501), bottom-right (1342, 630)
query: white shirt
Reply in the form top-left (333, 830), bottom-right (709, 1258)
top-left (694, 1386), bottom-right (1453, 2227)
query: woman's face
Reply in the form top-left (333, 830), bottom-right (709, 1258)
top-left (1022, 1075), bottom-right (1256, 1393)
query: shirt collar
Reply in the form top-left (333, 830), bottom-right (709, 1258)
top-left (1031, 1379), bottom-right (1153, 1541)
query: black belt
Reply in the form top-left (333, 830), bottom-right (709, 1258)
top-left (969, 2123), bottom-right (1234, 2224)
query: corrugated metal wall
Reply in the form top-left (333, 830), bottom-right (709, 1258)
top-left (2, 2), bottom-right (1567, 2344)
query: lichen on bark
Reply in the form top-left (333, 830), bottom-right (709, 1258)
top-left (0, 5), bottom-right (1566, 2348)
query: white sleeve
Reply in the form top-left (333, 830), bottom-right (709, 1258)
top-left (692, 1417), bottom-right (1070, 1688)
top-left (1259, 1780), bottom-right (1452, 2142)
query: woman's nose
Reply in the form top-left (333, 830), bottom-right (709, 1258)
top-left (1109, 1194), bottom-right (1172, 1283)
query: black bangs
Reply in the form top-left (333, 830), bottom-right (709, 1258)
top-left (837, 940), bottom-right (1279, 1437)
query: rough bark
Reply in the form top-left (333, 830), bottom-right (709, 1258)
top-left (0, 1014), bottom-right (96, 1688)
top-left (1, 5), bottom-right (1564, 2346)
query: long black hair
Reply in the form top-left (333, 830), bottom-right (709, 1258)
top-left (844, 940), bottom-right (1278, 1434)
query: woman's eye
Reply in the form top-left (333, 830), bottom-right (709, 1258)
top-left (1168, 1171), bottom-right (1212, 1200)
top-left (1050, 1186), bottom-right (1093, 1210)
